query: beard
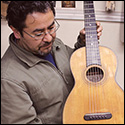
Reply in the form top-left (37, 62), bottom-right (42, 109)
top-left (37, 38), bottom-right (55, 56)
top-left (18, 34), bottom-right (55, 57)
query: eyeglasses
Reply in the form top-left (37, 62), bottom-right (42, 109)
top-left (23, 20), bottom-right (60, 40)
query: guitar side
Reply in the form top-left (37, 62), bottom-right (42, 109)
top-left (63, 46), bottom-right (124, 124)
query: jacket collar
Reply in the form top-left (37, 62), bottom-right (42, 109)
top-left (10, 33), bottom-right (61, 67)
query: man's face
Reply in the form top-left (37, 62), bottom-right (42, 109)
top-left (18, 10), bottom-right (56, 56)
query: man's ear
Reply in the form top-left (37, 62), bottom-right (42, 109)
top-left (10, 26), bottom-right (21, 39)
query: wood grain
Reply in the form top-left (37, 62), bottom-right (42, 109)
top-left (63, 46), bottom-right (124, 124)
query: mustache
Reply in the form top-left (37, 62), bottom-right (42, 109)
top-left (37, 41), bottom-right (53, 56)
top-left (38, 41), bottom-right (52, 50)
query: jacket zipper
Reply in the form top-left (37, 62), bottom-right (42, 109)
top-left (57, 69), bottom-right (69, 85)
top-left (43, 60), bottom-right (69, 85)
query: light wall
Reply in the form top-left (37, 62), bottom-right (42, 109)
top-left (1, 1), bottom-right (124, 89)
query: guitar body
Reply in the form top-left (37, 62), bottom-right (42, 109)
top-left (63, 46), bottom-right (124, 124)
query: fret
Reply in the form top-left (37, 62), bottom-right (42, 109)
top-left (84, 14), bottom-right (95, 19)
top-left (85, 19), bottom-right (96, 24)
top-left (85, 27), bottom-right (97, 31)
top-left (85, 32), bottom-right (97, 35)
top-left (86, 38), bottom-right (98, 42)
top-left (86, 54), bottom-right (101, 58)
top-left (86, 33), bottom-right (98, 36)
top-left (86, 27), bottom-right (96, 31)
top-left (84, 9), bottom-right (94, 14)
top-left (86, 44), bottom-right (100, 49)
top-left (86, 47), bottom-right (99, 50)
top-left (85, 31), bottom-right (97, 35)
top-left (84, 16), bottom-right (96, 20)
top-left (85, 33), bottom-right (98, 37)
top-left (86, 35), bottom-right (97, 39)
top-left (86, 41), bottom-right (98, 45)
top-left (85, 28), bottom-right (97, 32)
top-left (86, 54), bottom-right (101, 59)
top-left (86, 50), bottom-right (100, 53)
top-left (86, 53), bottom-right (101, 61)
top-left (87, 57), bottom-right (101, 61)
top-left (84, 1), bottom-right (93, 4)
top-left (84, 13), bottom-right (95, 16)
top-left (84, 8), bottom-right (94, 11)
top-left (84, 5), bottom-right (94, 10)
top-left (87, 58), bottom-right (101, 63)
top-left (86, 53), bottom-right (100, 57)
top-left (87, 61), bottom-right (101, 66)
top-left (86, 43), bottom-right (98, 47)
top-left (86, 54), bottom-right (100, 58)
top-left (86, 25), bottom-right (97, 29)
top-left (85, 22), bottom-right (97, 27)
top-left (85, 20), bottom-right (96, 23)
top-left (87, 56), bottom-right (101, 59)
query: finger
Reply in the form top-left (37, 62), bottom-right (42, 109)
top-left (97, 31), bottom-right (102, 39)
top-left (80, 28), bottom-right (85, 35)
top-left (98, 25), bottom-right (103, 33)
top-left (96, 22), bottom-right (103, 32)
top-left (96, 21), bottom-right (101, 27)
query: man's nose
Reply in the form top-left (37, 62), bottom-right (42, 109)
top-left (42, 31), bottom-right (52, 42)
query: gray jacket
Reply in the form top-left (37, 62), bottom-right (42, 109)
top-left (1, 34), bottom-right (85, 124)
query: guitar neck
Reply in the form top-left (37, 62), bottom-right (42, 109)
top-left (84, 1), bottom-right (101, 67)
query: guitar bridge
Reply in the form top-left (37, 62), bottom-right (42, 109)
top-left (84, 112), bottom-right (112, 121)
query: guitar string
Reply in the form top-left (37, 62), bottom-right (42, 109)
top-left (86, 7), bottom-right (93, 114)
top-left (91, 2), bottom-right (100, 114)
top-left (84, 2), bottom-right (90, 114)
top-left (87, 22), bottom-right (93, 114)
top-left (88, 2), bottom-right (95, 114)
top-left (85, 28), bottom-right (91, 113)
top-left (86, 27), bottom-right (92, 113)
top-left (85, 1), bottom-right (101, 114)
top-left (85, 2), bottom-right (93, 114)
top-left (95, 21), bottom-right (99, 114)
top-left (89, 20), bottom-right (95, 114)
top-left (85, 1), bottom-right (96, 114)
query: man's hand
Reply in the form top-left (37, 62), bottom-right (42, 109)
top-left (79, 22), bottom-right (103, 43)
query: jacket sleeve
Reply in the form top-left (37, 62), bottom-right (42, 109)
top-left (74, 35), bottom-right (86, 50)
top-left (65, 35), bottom-right (86, 56)
top-left (1, 79), bottom-right (43, 124)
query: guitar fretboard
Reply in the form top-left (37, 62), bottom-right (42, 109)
top-left (84, 1), bottom-right (101, 67)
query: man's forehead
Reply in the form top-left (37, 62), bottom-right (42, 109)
top-left (24, 11), bottom-right (54, 30)
top-left (25, 11), bottom-right (54, 26)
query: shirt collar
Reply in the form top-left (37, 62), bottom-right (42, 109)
top-left (9, 33), bottom-right (61, 67)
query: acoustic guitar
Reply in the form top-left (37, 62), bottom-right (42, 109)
top-left (63, 1), bottom-right (124, 124)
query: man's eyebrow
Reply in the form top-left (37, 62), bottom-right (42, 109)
top-left (32, 29), bottom-right (44, 33)
top-left (32, 21), bottom-right (55, 33)
top-left (48, 21), bottom-right (55, 28)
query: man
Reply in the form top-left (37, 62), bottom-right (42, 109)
top-left (1, 1), bottom-right (103, 124)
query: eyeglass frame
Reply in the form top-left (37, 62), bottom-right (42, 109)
top-left (22, 20), bottom-right (60, 40)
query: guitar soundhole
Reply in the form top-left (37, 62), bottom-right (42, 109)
top-left (86, 66), bottom-right (104, 83)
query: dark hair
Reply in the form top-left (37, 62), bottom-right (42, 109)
top-left (6, 1), bottom-right (55, 36)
